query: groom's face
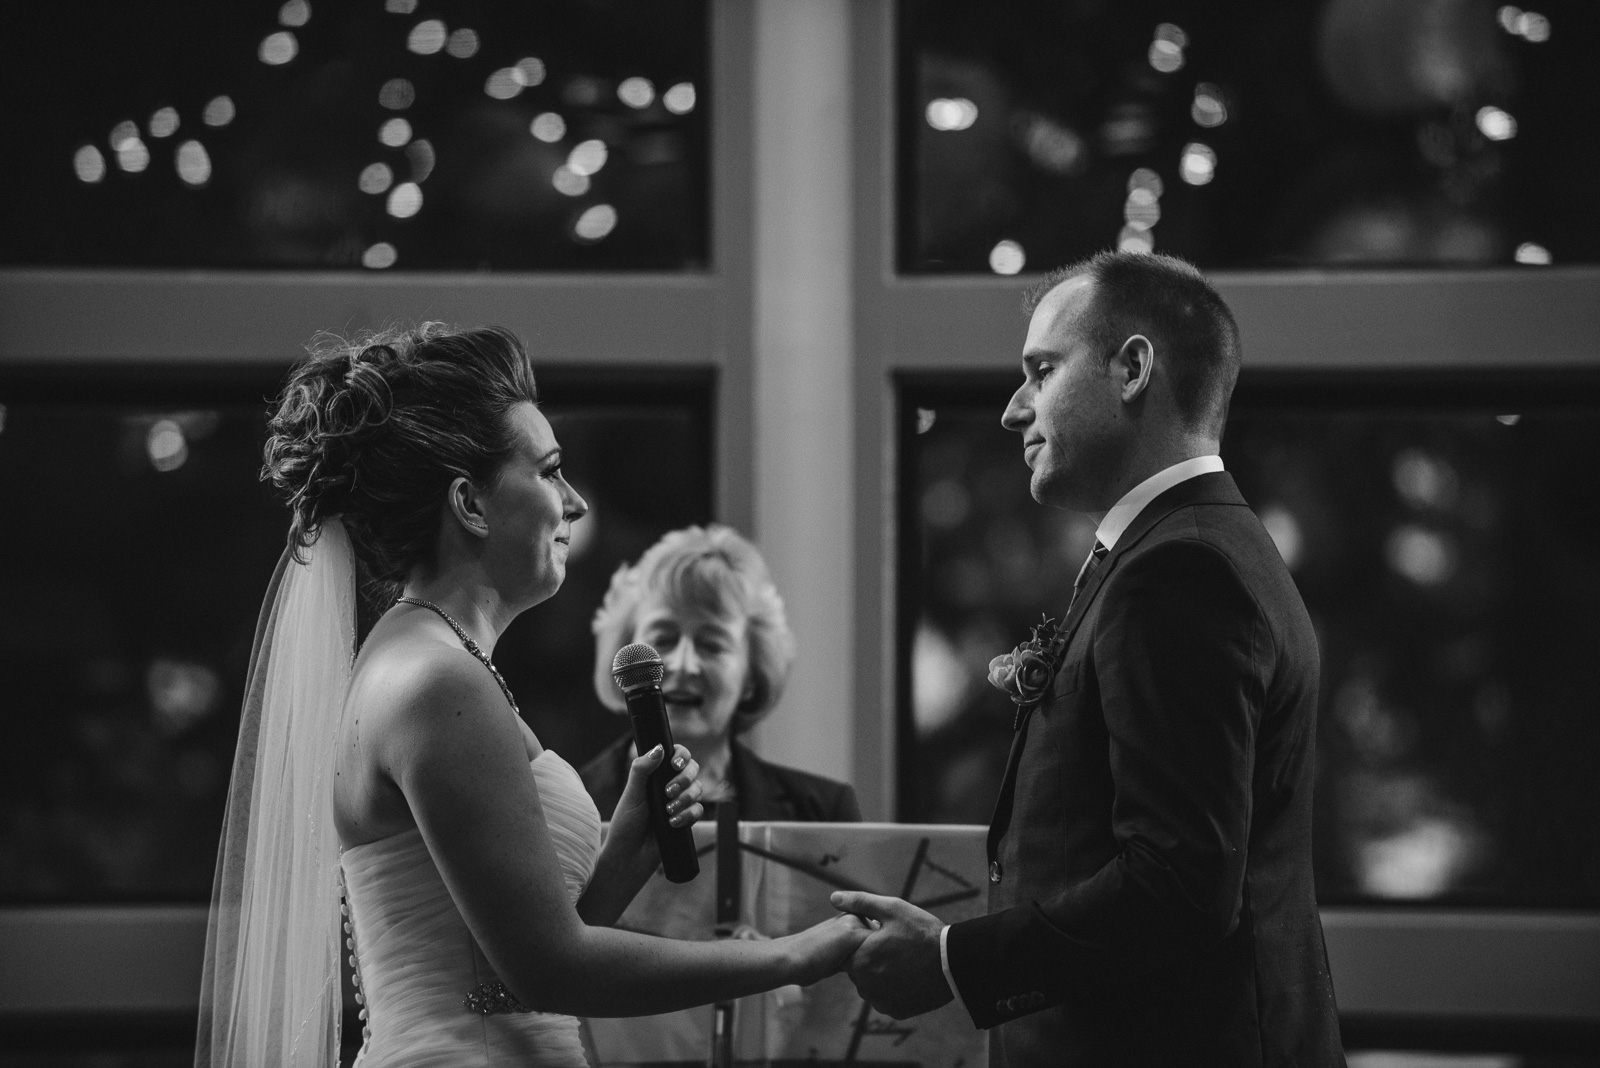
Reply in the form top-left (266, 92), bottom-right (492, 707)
top-left (1003, 275), bottom-right (1125, 513)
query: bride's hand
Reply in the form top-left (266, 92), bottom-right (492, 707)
top-left (610, 744), bottom-right (704, 873)
top-left (785, 912), bottom-right (873, 987)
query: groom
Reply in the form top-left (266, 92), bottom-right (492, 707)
top-left (834, 252), bottom-right (1345, 1066)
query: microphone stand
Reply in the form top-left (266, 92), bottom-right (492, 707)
top-left (709, 801), bottom-right (740, 1068)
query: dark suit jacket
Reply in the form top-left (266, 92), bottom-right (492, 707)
top-left (945, 472), bottom-right (1344, 1068)
top-left (579, 735), bottom-right (862, 823)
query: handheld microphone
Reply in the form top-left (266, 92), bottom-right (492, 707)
top-left (611, 642), bottom-right (700, 883)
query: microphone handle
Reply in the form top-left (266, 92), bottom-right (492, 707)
top-left (623, 684), bottom-right (701, 883)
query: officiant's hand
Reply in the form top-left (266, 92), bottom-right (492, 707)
top-left (830, 891), bottom-right (953, 1020)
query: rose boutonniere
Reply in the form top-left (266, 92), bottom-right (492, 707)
top-left (987, 615), bottom-right (1066, 725)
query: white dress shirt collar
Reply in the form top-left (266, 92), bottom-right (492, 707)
top-left (1095, 455), bottom-right (1224, 551)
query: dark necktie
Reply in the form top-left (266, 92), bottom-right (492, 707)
top-left (1071, 540), bottom-right (1109, 608)
top-left (987, 540), bottom-right (1108, 883)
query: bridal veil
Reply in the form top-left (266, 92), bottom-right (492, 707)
top-left (195, 521), bottom-right (357, 1068)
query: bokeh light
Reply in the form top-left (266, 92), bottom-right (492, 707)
top-left (362, 242), bottom-right (398, 268)
top-left (1117, 225), bottom-right (1155, 253)
top-left (379, 117), bottom-right (413, 147)
top-left (663, 82), bottom-right (696, 115)
top-left (278, 0), bottom-right (310, 28)
top-left (405, 139), bottom-right (435, 182)
top-left (1124, 186), bottom-right (1161, 230)
top-left (146, 419), bottom-right (188, 472)
top-left (148, 107), bottom-right (180, 139)
top-left (1515, 241), bottom-right (1552, 265)
top-left (1386, 525), bottom-right (1456, 586)
top-left (925, 97), bottom-right (979, 131)
top-left (574, 203), bottom-right (618, 241)
top-left (912, 624), bottom-right (968, 735)
top-left (175, 140), bottom-right (211, 186)
top-left (445, 28), bottom-right (479, 58)
top-left (386, 181), bottom-right (422, 218)
top-left (384, 0), bottom-right (416, 12)
top-left (202, 96), bottom-right (236, 127)
top-left (1148, 23), bottom-right (1188, 74)
top-left (116, 138), bottom-right (151, 174)
top-left (1179, 141), bottom-right (1216, 185)
top-left (618, 76), bottom-right (655, 109)
top-left (1259, 506), bottom-right (1305, 569)
top-left (1015, 113), bottom-right (1084, 174)
top-left (1499, 6), bottom-right (1551, 41)
top-left (358, 162), bottom-right (394, 194)
top-left (146, 658), bottom-right (221, 734)
top-left (531, 112), bottom-right (567, 143)
top-left (109, 120), bottom-right (139, 150)
top-left (988, 239), bottom-right (1025, 274)
top-left (407, 19), bottom-right (446, 55)
top-left (1392, 448), bottom-right (1459, 510)
top-left (259, 31), bottom-right (298, 66)
top-left (567, 139), bottom-right (608, 176)
top-left (379, 78), bottom-right (415, 110)
top-left (552, 165), bottom-right (589, 197)
top-left (485, 69), bottom-right (523, 100)
top-left (73, 145), bottom-right (106, 184)
top-left (1191, 82), bottom-right (1227, 128)
top-left (514, 58), bottom-right (547, 87)
top-left (1476, 106), bottom-right (1517, 141)
top-left (1128, 167), bottom-right (1164, 197)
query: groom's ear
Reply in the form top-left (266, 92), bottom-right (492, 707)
top-left (1111, 334), bottom-right (1155, 405)
top-left (445, 476), bottom-right (491, 539)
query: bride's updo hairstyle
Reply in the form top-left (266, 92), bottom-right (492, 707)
top-left (262, 323), bottom-right (539, 585)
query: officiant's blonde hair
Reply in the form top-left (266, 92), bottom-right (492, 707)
top-left (591, 525), bottom-right (796, 733)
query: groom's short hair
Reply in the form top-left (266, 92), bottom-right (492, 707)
top-left (1024, 251), bottom-right (1241, 438)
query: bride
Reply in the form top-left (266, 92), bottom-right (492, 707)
top-left (195, 324), bottom-right (868, 1067)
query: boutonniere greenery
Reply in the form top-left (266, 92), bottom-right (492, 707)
top-left (987, 615), bottom-right (1067, 726)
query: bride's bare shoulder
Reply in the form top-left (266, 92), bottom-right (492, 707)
top-left (349, 625), bottom-right (507, 735)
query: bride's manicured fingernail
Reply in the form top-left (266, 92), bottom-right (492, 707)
top-left (673, 755), bottom-right (687, 770)
top-left (665, 781), bottom-right (681, 798)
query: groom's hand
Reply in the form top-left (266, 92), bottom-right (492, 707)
top-left (829, 891), bottom-right (953, 1020)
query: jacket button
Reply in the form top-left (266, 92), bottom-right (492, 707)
top-left (989, 860), bottom-right (1002, 883)
top-left (995, 999), bottom-right (1007, 1013)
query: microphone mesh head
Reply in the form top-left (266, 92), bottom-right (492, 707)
top-left (611, 642), bottom-right (664, 690)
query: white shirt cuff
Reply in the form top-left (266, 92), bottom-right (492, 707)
top-left (939, 924), bottom-right (967, 1013)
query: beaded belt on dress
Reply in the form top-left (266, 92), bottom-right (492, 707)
top-left (465, 981), bottom-right (530, 1015)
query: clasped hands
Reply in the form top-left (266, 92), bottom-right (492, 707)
top-left (827, 891), bottom-right (954, 1020)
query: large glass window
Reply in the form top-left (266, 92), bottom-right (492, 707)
top-left (2, 0), bottom-right (708, 270)
top-left (899, 0), bottom-right (1598, 272)
top-left (0, 364), bottom-right (712, 902)
top-left (899, 371), bottom-right (1600, 907)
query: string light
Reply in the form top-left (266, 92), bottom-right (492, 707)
top-left (531, 113), bottom-right (567, 143)
top-left (574, 203), bottom-right (618, 241)
top-left (662, 82), bottom-right (696, 115)
top-left (988, 239), bottom-right (1025, 274)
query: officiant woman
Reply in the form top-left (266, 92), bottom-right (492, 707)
top-left (581, 525), bottom-right (860, 822)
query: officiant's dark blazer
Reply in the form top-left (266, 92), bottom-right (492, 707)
top-left (945, 471), bottom-right (1345, 1068)
top-left (579, 736), bottom-right (861, 823)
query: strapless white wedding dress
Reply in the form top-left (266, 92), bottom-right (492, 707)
top-left (340, 751), bottom-right (603, 1067)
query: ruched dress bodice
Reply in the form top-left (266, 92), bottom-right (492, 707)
top-left (340, 751), bottom-right (603, 1067)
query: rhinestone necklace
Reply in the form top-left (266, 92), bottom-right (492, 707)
top-left (395, 596), bottom-right (520, 715)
